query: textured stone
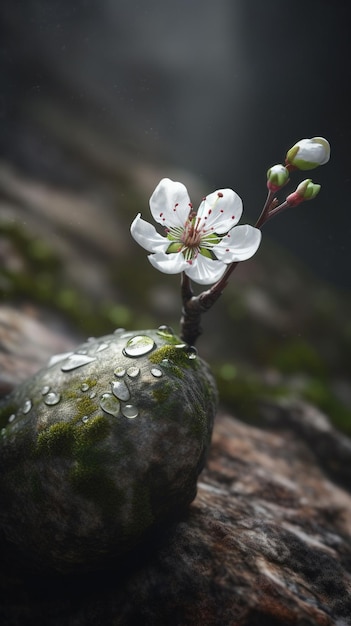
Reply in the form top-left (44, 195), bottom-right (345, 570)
top-left (0, 327), bottom-right (217, 573)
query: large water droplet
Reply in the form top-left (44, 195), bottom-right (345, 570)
top-left (8, 414), bottom-right (16, 423)
top-left (111, 380), bottom-right (130, 401)
top-left (44, 392), bottom-right (61, 406)
top-left (48, 351), bottom-right (73, 367)
top-left (81, 383), bottom-right (90, 392)
top-left (114, 366), bottom-right (126, 378)
top-left (89, 391), bottom-right (97, 399)
top-left (121, 404), bottom-right (139, 419)
top-left (100, 393), bottom-right (120, 417)
top-left (41, 385), bottom-right (50, 396)
top-left (127, 366), bottom-right (140, 379)
top-left (61, 354), bottom-right (96, 371)
top-left (82, 415), bottom-right (89, 423)
top-left (123, 335), bottom-right (155, 357)
top-left (23, 400), bottom-right (32, 414)
top-left (150, 367), bottom-right (163, 378)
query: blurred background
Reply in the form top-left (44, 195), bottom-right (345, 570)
top-left (0, 0), bottom-right (350, 428)
top-left (1, 0), bottom-right (350, 287)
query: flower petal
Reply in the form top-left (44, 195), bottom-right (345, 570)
top-left (214, 225), bottom-right (261, 263)
top-left (149, 178), bottom-right (192, 229)
top-left (130, 214), bottom-right (169, 252)
top-left (148, 250), bottom-right (189, 274)
top-left (197, 188), bottom-right (243, 234)
top-left (185, 255), bottom-right (227, 285)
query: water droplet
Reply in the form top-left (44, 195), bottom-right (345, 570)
top-left (41, 385), bottom-right (50, 396)
top-left (100, 393), bottom-right (120, 417)
top-left (61, 354), bottom-right (96, 371)
top-left (127, 366), bottom-right (140, 379)
top-left (95, 342), bottom-right (109, 353)
top-left (23, 400), bottom-right (32, 414)
top-left (150, 367), bottom-right (163, 378)
top-left (8, 414), bottom-right (16, 423)
top-left (82, 415), bottom-right (89, 423)
top-left (1, 428), bottom-right (6, 436)
top-left (157, 325), bottom-right (175, 337)
top-left (185, 345), bottom-right (197, 359)
top-left (123, 335), bottom-right (155, 357)
top-left (114, 366), bottom-right (126, 378)
top-left (89, 391), bottom-right (97, 399)
top-left (48, 351), bottom-right (73, 367)
top-left (114, 328), bottom-right (126, 334)
top-left (44, 392), bottom-right (61, 406)
top-left (111, 380), bottom-right (130, 401)
top-left (81, 383), bottom-right (90, 392)
top-left (87, 336), bottom-right (95, 343)
top-left (121, 404), bottom-right (139, 419)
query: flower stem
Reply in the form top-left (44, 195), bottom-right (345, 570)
top-left (179, 191), bottom-right (290, 346)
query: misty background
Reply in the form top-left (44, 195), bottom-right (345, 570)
top-left (0, 0), bottom-right (350, 290)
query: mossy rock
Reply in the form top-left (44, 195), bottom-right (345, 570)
top-left (0, 327), bottom-right (217, 573)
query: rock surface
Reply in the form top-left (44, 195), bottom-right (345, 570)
top-left (1, 406), bottom-right (351, 625)
top-left (0, 326), bottom-right (217, 573)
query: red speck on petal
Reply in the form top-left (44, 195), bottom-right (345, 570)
top-left (187, 259), bottom-right (193, 265)
top-left (226, 248), bottom-right (229, 252)
top-left (217, 192), bottom-right (223, 198)
top-left (220, 209), bottom-right (224, 213)
top-left (175, 203), bottom-right (179, 207)
top-left (202, 197), bottom-right (206, 201)
top-left (231, 215), bottom-right (235, 219)
top-left (160, 212), bottom-right (163, 217)
top-left (189, 203), bottom-right (193, 208)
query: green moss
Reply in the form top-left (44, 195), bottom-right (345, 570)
top-left (37, 421), bottom-right (75, 457)
top-left (75, 415), bottom-right (110, 448)
top-left (152, 382), bottom-right (172, 404)
top-left (148, 344), bottom-right (199, 378)
top-left (187, 402), bottom-right (207, 439)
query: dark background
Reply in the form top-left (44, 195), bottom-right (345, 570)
top-left (0, 0), bottom-right (350, 289)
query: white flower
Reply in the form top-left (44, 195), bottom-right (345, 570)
top-left (286, 137), bottom-right (330, 170)
top-left (130, 178), bottom-right (261, 285)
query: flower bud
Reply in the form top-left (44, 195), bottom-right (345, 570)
top-left (267, 164), bottom-right (289, 192)
top-left (286, 179), bottom-right (321, 207)
top-left (286, 137), bottom-right (330, 170)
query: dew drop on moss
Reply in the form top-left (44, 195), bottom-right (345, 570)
top-left (41, 385), bottom-right (50, 396)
